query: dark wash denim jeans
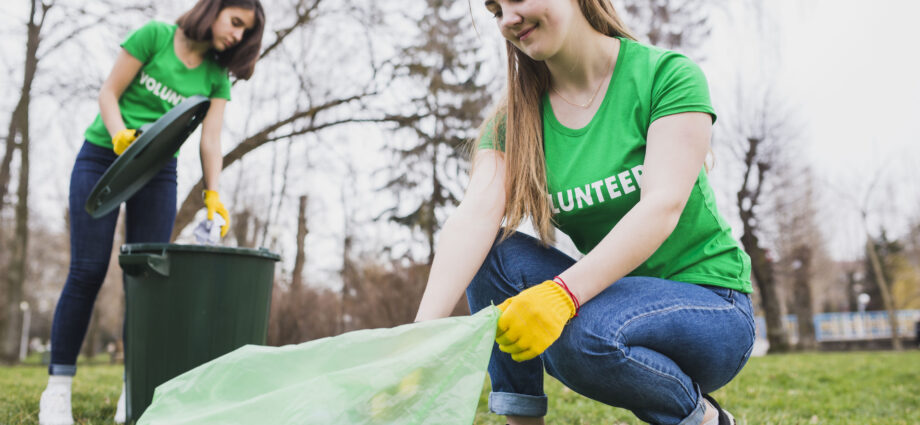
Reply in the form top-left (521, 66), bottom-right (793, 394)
top-left (49, 141), bottom-right (177, 376)
top-left (466, 232), bottom-right (755, 425)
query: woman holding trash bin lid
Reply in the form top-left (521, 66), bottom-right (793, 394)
top-left (414, 1), bottom-right (754, 424)
top-left (38, 1), bottom-right (265, 424)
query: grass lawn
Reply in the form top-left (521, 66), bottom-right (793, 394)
top-left (3, 351), bottom-right (918, 424)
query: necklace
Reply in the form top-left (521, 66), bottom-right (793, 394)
top-left (550, 46), bottom-right (616, 109)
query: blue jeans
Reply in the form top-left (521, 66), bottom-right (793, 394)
top-left (49, 141), bottom-right (177, 376)
top-left (466, 232), bottom-right (755, 425)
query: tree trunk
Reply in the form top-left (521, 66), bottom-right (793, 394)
top-left (0, 110), bottom-right (20, 209)
top-left (427, 143), bottom-right (437, 267)
top-left (292, 196), bottom-right (308, 291)
top-left (1, 0), bottom-right (42, 363)
top-left (845, 270), bottom-right (859, 312)
top-left (740, 230), bottom-right (790, 352)
top-left (865, 235), bottom-right (902, 350)
top-left (4, 91), bottom-right (32, 363)
top-left (339, 233), bottom-right (354, 334)
top-left (791, 245), bottom-right (817, 350)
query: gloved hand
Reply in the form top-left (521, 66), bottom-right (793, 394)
top-left (112, 129), bottom-right (138, 155)
top-left (203, 190), bottom-right (231, 237)
top-left (496, 280), bottom-right (577, 362)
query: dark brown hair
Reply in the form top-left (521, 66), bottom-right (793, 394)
top-left (177, 0), bottom-right (265, 80)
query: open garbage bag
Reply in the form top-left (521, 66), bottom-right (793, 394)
top-left (137, 306), bottom-right (500, 425)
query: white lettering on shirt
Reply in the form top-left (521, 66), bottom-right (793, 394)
top-left (557, 189), bottom-right (575, 212)
top-left (605, 175), bottom-right (621, 200)
top-left (631, 164), bottom-right (644, 188)
top-left (618, 170), bottom-right (635, 194)
top-left (574, 184), bottom-right (594, 209)
top-left (550, 165), bottom-right (643, 214)
top-left (138, 71), bottom-right (187, 107)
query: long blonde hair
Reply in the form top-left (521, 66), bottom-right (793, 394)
top-left (480, 0), bottom-right (637, 245)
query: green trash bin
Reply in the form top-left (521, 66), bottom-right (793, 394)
top-left (119, 243), bottom-right (280, 423)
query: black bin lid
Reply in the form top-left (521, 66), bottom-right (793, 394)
top-left (84, 96), bottom-right (211, 218)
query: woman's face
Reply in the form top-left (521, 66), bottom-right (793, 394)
top-left (485, 0), bottom-right (579, 60)
top-left (211, 6), bottom-right (256, 51)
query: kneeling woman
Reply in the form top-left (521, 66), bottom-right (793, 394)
top-left (414, 0), bottom-right (754, 424)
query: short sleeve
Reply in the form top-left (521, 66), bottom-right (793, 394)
top-left (478, 114), bottom-right (506, 151)
top-left (120, 21), bottom-right (166, 63)
top-left (211, 71), bottom-right (232, 100)
top-left (650, 53), bottom-right (716, 124)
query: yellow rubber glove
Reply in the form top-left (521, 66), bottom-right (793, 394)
top-left (203, 190), bottom-right (231, 237)
top-left (111, 129), bottom-right (138, 155)
top-left (496, 280), bottom-right (577, 362)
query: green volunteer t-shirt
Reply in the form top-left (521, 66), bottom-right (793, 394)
top-left (84, 20), bottom-right (232, 149)
top-left (480, 38), bottom-right (752, 293)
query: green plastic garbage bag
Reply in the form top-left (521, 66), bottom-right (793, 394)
top-left (137, 306), bottom-right (500, 425)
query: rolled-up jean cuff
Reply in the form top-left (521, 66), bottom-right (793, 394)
top-left (49, 364), bottom-right (77, 376)
top-left (489, 391), bottom-right (548, 417)
top-left (676, 394), bottom-right (706, 425)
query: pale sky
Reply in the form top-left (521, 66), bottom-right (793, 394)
top-left (714, 0), bottom-right (920, 172)
top-left (699, 0), bottom-right (920, 258)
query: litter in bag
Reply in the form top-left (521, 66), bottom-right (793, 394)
top-left (137, 306), bottom-right (500, 425)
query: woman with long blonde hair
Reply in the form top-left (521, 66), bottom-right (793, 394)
top-left (415, 0), bottom-right (753, 424)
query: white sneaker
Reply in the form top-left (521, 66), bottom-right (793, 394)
top-left (114, 383), bottom-right (126, 423)
top-left (38, 384), bottom-right (74, 425)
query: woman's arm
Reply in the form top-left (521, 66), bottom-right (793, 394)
top-left (99, 49), bottom-right (143, 136)
top-left (414, 149), bottom-right (507, 321)
top-left (559, 111), bottom-right (712, 304)
top-left (199, 98), bottom-right (227, 191)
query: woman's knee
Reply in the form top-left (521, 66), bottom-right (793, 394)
top-left (65, 260), bottom-right (109, 291)
top-left (545, 317), bottom-right (626, 381)
top-left (466, 231), bottom-right (535, 309)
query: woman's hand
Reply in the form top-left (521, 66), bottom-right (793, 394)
top-left (203, 190), bottom-right (231, 237)
top-left (495, 280), bottom-right (576, 362)
top-left (111, 129), bottom-right (137, 155)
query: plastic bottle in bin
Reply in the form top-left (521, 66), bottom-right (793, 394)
top-left (194, 215), bottom-right (226, 245)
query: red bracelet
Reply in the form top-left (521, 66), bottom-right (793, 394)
top-left (552, 276), bottom-right (580, 316)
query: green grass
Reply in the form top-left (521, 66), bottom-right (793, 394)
top-left (3, 351), bottom-right (918, 424)
top-left (1, 355), bottom-right (122, 425)
top-left (473, 351), bottom-right (920, 425)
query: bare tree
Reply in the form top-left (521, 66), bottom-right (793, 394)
top-left (265, 194), bottom-right (341, 346)
top-left (0, 0), bottom-right (153, 362)
top-left (0, 0), bottom-right (48, 363)
top-left (378, 0), bottom-right (491, 265)
top-left (863, 225), bottom-right (902, 350)
top-left (720, 82), bottom-right (801, 353)
top-left (772, 167), bottom-right (825, 350)
top-left (825, 164), bottom-right (906, 350)
top-left (170, 0), bottom-right (411, 240)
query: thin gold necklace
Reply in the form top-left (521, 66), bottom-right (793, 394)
top-left (551, 47), bottom-right (616, 109)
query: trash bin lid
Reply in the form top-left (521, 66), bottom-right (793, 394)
top-left (84, 96), bottom-right (211, 218)
top-left (121, 243), bottom-right (282, 261)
